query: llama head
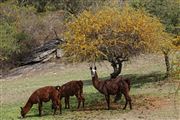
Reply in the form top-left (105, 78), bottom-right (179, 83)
top-left (55, 85), bottom-right (62, 92)
top-left (90, 66), bottom-right (96, 77)
top-left (20, 107), bottom-right (25, 118)
top-left (55, 85), bottom-right (61, 90)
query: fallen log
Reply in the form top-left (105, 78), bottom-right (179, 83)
top-left (21, 38), bottom-right (64, 65)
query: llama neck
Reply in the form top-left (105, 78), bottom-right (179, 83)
top-left (23, 100), bottom-right (33, 115)
top-left (92, 72), bottom-right (102, 91)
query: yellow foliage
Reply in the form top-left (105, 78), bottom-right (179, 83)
top-left (63, 5), bottom-right (173, 62)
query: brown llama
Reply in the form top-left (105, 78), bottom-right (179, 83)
top-left (20, 86), bottom-right (62, 118)
top-left (60, 80), bottom-right (85, 109)
top-left (90, 66), bottom-right (132, 110)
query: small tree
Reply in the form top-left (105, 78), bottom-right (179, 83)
top-left (171, 36), bottom-right (180, 79)
top-left (62, 6), bottom-right (173, 78)
top-left (159, 34), bottom-right (175, 78)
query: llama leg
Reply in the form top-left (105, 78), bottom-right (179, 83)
top-left (77, 98), bottom-right (81, 109)
top-left (123, 95), bottom-right (128, 110)
top-left (125, 95), bottom-right (132, 110)
top-left (75, 94), bottom-right (81, 109)
top-left (57, 99), bottom-right (62, 114)
top-left (38, 102), bottom-right (42, 116)
top-left (128, 95), bottom-right (132, 110)
top-left (67, 96), bottom-right (70, 109)
top-left (122, 91), bottom-right (132, 110)
top-left (53, 107), bottom-right (57, 115)
top-left (52, 101), bottom-right (57, 115)
top-left (105, 95), bottom-right (110, 110)
top-left (65, 97), bottom-right (68, 109)
top-left (81, 96), bottom-right (85, 108)
top-left (59, 101), bottom-right (62, 114)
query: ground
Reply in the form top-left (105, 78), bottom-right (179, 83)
top-left (0, 54), bottom-right (179, 120)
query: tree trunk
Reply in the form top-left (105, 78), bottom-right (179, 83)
top-left (110, 60), bottom-right (123, 79)
top-left (163, 52), bottom-right (170, 78)
top-left (36, 1), bottom-right (47, 12)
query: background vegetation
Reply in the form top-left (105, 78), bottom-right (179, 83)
top-left (1, 0), bottom-right (179, 77)
top-left (130, 0), bottom-right (180, 35)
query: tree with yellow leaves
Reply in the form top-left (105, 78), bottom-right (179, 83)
top-left (62, 5), bottom-right (174, 78)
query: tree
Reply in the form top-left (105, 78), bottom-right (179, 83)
top-left (130, 0), bottom-right (180, 78)
top-left (62, 6), bottom-right (173, 78)
top-left (130, 0), bottom-right (180, 35)
top-left (171, 36), bottom-right (180, 79)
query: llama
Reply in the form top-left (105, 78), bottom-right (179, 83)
top-left (60, 80), bottom-right (85, 109)
top-left (20, 86), bottom-right (62, 118)
top-left (90, 66), bottom-right (132, 110)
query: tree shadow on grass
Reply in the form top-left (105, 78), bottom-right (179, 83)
top-left (83, 71), bottom-right (166, 88)
top-left (74, 92), bottom-right (127, 111)
top-left (122, 72), bottom-right (166, 88)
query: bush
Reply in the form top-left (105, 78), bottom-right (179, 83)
top-left (0, 22), bottom-right (20, 61)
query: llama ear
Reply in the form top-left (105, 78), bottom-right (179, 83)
top-left (94, 66), bottom-right (97, 70)
top-left (90, 67), bottom-right (92, 70)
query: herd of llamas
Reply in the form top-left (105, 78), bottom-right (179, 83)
top-left (20, 66), bottom-right (132, 118)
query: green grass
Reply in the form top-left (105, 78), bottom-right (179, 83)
top-left (0, 55), bottom-right (179, 120)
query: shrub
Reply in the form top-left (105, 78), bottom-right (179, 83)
top-left (0, 21), bottom-right (20, 61)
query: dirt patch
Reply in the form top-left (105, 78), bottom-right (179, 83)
top-left (68, 94), bottom-right (177, 120)
top-left (132, 95), bottom-right (170, 110)
top-left (77, 95), bottom-right (170, 112)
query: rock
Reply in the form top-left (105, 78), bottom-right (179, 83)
top-left (21, 38), bottom-right (64, 65)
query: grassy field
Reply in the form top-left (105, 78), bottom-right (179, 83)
top-left (0, 54), bottom-right (179, 120)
